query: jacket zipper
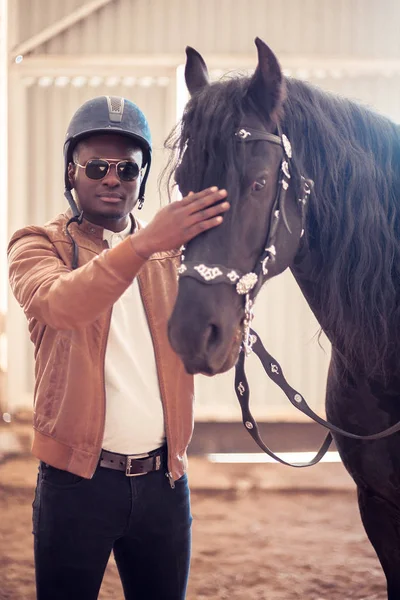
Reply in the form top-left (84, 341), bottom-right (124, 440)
top-left (165, 472), bottom-right (175, 489)
top-left (97, 308), bottom-right (112, 475)
top-left (137, 271), bottom-right (175, 489)
top-left (93, 238), bottom-right (113, 478)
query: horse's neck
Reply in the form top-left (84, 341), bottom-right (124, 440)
top-left (290, 250), bottom-right (330, 342)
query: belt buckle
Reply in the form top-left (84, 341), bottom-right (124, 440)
top-left (125, 453), bottom-right (162, 477)
top-left (126, 455), bottom-right (147, 477)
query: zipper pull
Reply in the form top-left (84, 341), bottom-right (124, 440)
top-left (165, 472), bottom-right (175, 489)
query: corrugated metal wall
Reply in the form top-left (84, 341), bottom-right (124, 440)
top-left (6, 0), bottom-right (400, 421)
top-left (15, 0), bottom-right (400, 59)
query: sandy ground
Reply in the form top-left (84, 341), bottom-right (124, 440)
top-left (0, 444), bottom-right (387, 600)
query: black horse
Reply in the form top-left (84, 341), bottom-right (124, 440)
top-left (166, 38), bottom-right (400, 598)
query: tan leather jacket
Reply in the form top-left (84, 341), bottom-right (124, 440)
top-left (8, 210), bottom-right (194, 480)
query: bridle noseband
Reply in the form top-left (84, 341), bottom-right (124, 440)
top-left (176, 125), bottom-right (400, 467)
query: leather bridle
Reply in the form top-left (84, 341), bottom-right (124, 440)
top-left (177, 126), bottom-right (400, 467)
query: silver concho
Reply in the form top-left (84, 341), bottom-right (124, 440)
top-left (227, 270), bottom-right (240, 283)
top-left (245, 421), bottom-right (253, 429)
top-left (282, 134), bottom-right (292, 158)
top-left (236, 272), bottom-right (258, 295)
top-left (294, 394), bottom-right (302, 403)
top-left (236, 128), bottom-right (251, 139)
top-left (271, 363), bottom-right (279, 374)
top-left (194, 264), bottom-right (223, 281)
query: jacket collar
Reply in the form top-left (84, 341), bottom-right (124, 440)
top-left (64, 208), bottom-right (137, 240)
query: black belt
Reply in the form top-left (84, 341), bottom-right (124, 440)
top-left (99, 445), bottom-right (167, 477)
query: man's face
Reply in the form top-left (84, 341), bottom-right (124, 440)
top-left (68, 133), bottom-right (143, 231)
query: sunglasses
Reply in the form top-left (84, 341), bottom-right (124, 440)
top-left (74, 158), bottom-right (141, 182)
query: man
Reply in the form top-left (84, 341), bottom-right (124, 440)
top-left (8, 95), bottom-right (229, 600)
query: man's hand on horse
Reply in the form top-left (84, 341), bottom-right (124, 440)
top-left (131, 187), bottom-right (229, 259)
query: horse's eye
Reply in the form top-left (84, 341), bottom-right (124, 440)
top-left (251, 179), bottom-right (266, 192)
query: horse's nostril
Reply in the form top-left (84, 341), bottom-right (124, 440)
top-left (204, 323), bottom-right (220, 351)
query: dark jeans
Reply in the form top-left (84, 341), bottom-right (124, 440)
top-left (32, 460), bottom-right (192, 600)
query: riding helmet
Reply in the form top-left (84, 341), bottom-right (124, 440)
top-left (63, 95), bottom-right (152, 215)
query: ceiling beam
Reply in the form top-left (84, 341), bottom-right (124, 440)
top-left (11, 54), bottom-right (400, 78)
top-left (11, 0), bottom-right (115, 58)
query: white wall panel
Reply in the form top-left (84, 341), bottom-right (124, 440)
top-left (14, 0), bottom-right (87, 49)
top-left (11, 0), bottom-right (400, 59)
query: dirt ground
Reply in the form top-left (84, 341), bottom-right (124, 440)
top-left (0, 448), bottom-right (387, 600)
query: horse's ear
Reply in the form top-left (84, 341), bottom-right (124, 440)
top-left (247, 38), bottom-right (285, 118)
top-left (185, 46), bottom-right (210, 96)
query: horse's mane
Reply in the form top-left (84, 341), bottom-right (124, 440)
top-left (164, 74), bottom-right (400, 380)
top-left (283, 78), bottom-right (400, 379)
top-left (164, 78), bottom-right (249, 196)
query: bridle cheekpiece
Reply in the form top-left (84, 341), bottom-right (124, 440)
top-left (178, 125), bottom-right (310, 355)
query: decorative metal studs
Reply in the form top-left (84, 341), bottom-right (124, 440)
top-left (236, 272), bottom-right (258, 295)
top-left (194, 264), bottom-right (223, 281)
top-left (245, 421), bottom-right (254, 429)
top-left (304, 180), bottom-right (312, 195)
top-left (177, 264), bottom-right (187, 275)
top-left (236, 128), bottom-right (251, 139)
top-left (237, 382), bottom-right (245, 396)
top-left (261, 245), bottom-right (276, 276)
top-left (265, 245), bottom-right (276, 257)
top-left (282, 161), bottom-right (291, 179)
top-left (243, 333), bottom-right (257, 356)
top-left (282, 134), bottom-right (292, 158)
top-left (271, 364), bottom-right (279, 374)
top-left (282, 180), bottom-right (289, 190)
top-left (294, 394), bottom-right (302, 403)
top-left (242, 295), bottom-right (255, 355)
top-left (227, 270), bottom-right (240, 282)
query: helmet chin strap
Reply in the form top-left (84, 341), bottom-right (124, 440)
top-left (64, 153), bottom-right (151, 266)
top-left (64, 190), bottom-right (83, 270)
top-left (64, 189), bottom-right (82, 218)
top-left (137, 152), bottom-right (152, 210)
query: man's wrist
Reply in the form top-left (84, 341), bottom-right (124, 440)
top-left (130, 230), bottom-right (154, 260)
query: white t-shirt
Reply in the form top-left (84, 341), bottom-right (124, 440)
top-left (101, 223), bottom-right (165, 454)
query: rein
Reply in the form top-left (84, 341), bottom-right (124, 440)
top-left (177, 126), bottom-right (400, 467)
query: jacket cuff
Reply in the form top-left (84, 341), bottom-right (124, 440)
top-left (104, 235), bottom-right (148, 281)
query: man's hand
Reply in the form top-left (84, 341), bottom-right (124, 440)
top-left (131, 187), bottom-right (229, 259)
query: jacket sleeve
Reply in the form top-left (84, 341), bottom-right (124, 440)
top-left (8, 231), bottom-right (147, 330)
